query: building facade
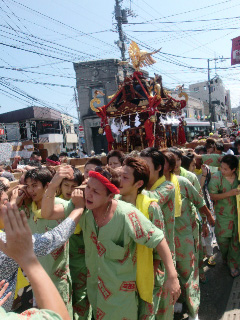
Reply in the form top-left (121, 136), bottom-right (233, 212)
top-left (231, 106), bottom-right (240, 125)
top-left (73, 58), bottom-right (146, 154)
top-left (183, 95), bottom-right (205, 120)
top-left (189, 77), bottom-right (232, 125)
top-left (0, 106), bottom-right (78, 151)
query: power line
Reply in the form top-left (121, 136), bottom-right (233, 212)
top-left (126, 26), bottom-right (240, 32)
top-left (0, 76), bottom-right (75, 88)
top-left (8, 0), bottom-right (118, 51)
top-left (127, 15), bottom-right (240, 24)
top-left (130, 0), bottom-right (234, 24)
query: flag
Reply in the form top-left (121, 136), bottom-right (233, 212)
top-left (231, 36), bottom-right (240, 66)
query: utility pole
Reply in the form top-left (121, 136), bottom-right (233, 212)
top-left (207, 59), bottom-right (214, 130)
top-left (115, 0), bottom-right (128, 77)
top-left (74, 87), bottom-right (83, 157)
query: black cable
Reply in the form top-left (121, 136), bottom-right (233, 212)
top-left (126, 27), bottom-right (240, 32)
top-left (127, 15), bottom-right (240, 25)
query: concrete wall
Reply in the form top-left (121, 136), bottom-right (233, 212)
top-left (73, 59), bottom-right (120, 154)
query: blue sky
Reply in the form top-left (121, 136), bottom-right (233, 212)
top-left (0, 0), bottom-right (240, 121)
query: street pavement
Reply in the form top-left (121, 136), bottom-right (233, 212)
top-left (17, 245), bottom-right (238, 320)
top-left (175, 244), bottom-right (235, 320)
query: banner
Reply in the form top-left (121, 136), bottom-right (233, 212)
top-left (231, 36), bottom-right (240, 66)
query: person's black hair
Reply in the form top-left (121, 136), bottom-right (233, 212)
top-left (84, 158), bottom-right (102, 168)
top-left (221, 154), bottom-right (239, 171)
top-left (62, 167), bottom-right (83, 186)
top-left (0, 181), bottom-right (8, 196)
top-left (215, 142), bottom-right (224, 152)
top-left (194, 145), bottom-right (207, 155)
top-left (181, 153), bottom-right (195, 171)
top-left (25, 168), bottom-right (53, 187)
top-left (31, 151), bottom-right (41, 158)
top-left (205, 138), bottom-right (216, 150)
top-left (234, 138), bottom-right (240, 147)
top-left (107, 150), bottom-right (125, 165)
top-left (230, 133), bottom-right (236, 138)
top-left (162, 151), bottom-right (176, 173)
top-left (140, 147), bottom-right (165, 177)
top-left (27, 160), bottom-right (42, 169)
top-left (59, 152), bottom-right (68, 157)
top-left (168, 147), bottom-right (183, 160)
top-left (47, 154), bottom-right (59, 162)
top-left (123, 157), bottom-right (149, 193)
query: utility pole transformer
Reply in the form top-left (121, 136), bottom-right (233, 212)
top-left (115, 0), bottom-right (128, 77)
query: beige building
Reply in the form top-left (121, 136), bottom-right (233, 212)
top-left (183, 96), bottom-right (205, 120)
top-left (189, 77), bottom-right (232, 124)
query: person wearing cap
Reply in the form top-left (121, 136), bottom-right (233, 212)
top-left (41, 166), bottom-right (180, 320)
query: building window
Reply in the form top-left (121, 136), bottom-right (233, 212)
top-left (210, 86), bottom-right (215, 92)
top-left (194, 87), bottom-right (199, 92)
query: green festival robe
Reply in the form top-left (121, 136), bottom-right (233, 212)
top-left (0, 307), bottom-right (62, 320)
top-left (174, 176), bottom-right (205, 318)
top-left (208, 171), bottom-right (240, 269)
top-left (25, 197), bottom-right (74, 318)
top-left (78, 199), bottom-right (165, 320)
top-left (143, 180), bottom-right (175, 320)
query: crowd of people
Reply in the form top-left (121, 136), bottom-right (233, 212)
top-left (0, 132), bottom-right (239, 320)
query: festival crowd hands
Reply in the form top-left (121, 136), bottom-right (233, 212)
top-left (0, 203), bottom-right (70, 320)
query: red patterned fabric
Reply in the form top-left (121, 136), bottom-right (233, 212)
top-left (144, 119), bottom-right (155, 147)
top-left (177, 122), bottom-right (186, 145)
top-left (104, 124), bottom-right (114, 151)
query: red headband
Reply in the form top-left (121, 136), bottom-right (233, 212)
top-left (88, 171), bottom-right (120, 194)
top-left (46, 158), bottom-right (61, 166)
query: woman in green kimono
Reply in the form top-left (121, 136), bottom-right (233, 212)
top-left (208, 154), bottom-right (240, 277)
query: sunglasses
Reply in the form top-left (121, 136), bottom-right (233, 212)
top-left (95, 166), bottom-right (112, 180)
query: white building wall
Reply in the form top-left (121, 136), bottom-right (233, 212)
top-left (39, 134), bottom-right (64, 143)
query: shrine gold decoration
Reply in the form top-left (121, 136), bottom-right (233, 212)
top-left (128, 41), bottom-right (161, 71)
top-left (90, 90), bottom-right (105, 113)
top-left (178, 91), bottom-right (188, 103)
top-left (150, 115), bottom-right (157, 123)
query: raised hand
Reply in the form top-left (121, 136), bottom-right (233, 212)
top-left (0, 203), bottom-right (35, 267)
top-left (0, 280), bottom-right (11, 306)
top-left (71, 188), bottom-right (85, 209)
top-left (50, 166), bottom-right (74, 189)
